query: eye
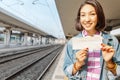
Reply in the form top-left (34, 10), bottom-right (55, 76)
top-left (90, 13), bottom-right (96, 16)
top-left (80, 14), bottom-right (85, 17)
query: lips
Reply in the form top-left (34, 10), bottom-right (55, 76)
top-left (84, 23), bottom-right (92, 27)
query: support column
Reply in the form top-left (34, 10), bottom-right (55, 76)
top-left (4, 27), bottom-right (11, 47)
top-left (45, 37), bottom-right (48, 44)
top-left (40, 36), bottom-right (43, 44)
top-left (32, 33), bottom-right (36, 45)
top-left (38, 36), bottom-right (41, 45)
top-left (23, 32), bottom-right (28, 46)
top-left (34, 36), bottom-right (37, 45)
top-left (30, 36), bottom-right (33, 46)
top-left (42, 36), bottom-right (46, 45)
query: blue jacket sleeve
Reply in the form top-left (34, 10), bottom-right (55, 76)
top-left (63, 39), bottom-right (78, 79)
top-left (107, 35), bottom-right (120, 79)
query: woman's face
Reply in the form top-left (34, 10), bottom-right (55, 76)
top-left (80, 4), bottom-right (98, 32)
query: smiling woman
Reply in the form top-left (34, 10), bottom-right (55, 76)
top-left (63, 0), bottom-right (120, 80)
top-left (80, 4), bottom-right (98, 35)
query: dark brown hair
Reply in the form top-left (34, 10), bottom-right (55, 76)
top-left (75, 0), bottom-right (105, 31)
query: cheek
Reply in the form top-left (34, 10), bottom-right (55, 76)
top-left (93, 16), bottom-right (97, 22)
top-left (80, 19), bottom-right (84, 24)
top-left (92, 17), bottom-right (97, 25)
top-left (94, 19), bottom-right (98, 25)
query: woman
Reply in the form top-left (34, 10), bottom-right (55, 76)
top-left (63, 0), bottom-right (120, 80)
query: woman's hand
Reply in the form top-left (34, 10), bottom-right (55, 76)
top-left (101, 43), bottom-right (117, 75)
top-left (101, 43), bottom-right (115, 62)
top-left (72, 48), bottom-right (88, 75)
top-left (76, 48), bottom-right (88, 66)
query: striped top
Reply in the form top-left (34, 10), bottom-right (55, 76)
top-left (86, 50), bottom-right (101, 80)
top-left (82, 30), bottom-right (101, 80)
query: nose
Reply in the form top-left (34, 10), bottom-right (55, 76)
top-left (85, 15), bottom-right (90, 22)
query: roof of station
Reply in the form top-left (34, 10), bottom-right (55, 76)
top-left (0, 0), bottom-right (65, 39)
top-left (0, 0), bottom-right (120, 39)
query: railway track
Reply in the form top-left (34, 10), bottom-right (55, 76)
top-left (0, 45), bottom-right (55, 64)
top-left (0, 45), bottom-right (64, 80)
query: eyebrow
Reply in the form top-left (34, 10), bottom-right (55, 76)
top-left (80, 11), bottom-right (96, 14)
top-left (80, 10), bottom-right (96, 13)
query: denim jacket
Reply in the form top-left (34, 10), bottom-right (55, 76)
top-left (63, 32), bottom-right (120, 80)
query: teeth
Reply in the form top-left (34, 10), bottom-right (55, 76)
top-left (85, 24), bottom-right (91, 27)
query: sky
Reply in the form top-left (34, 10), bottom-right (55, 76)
top-left (0, 0), bottom-right (65, 39)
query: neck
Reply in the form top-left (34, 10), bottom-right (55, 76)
top-left (85, 30), bottom-right (97, 36)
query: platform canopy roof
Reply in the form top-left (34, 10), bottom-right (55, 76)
top-left (0, 0), bottom-right (120, 39)
top-left (0, 0), bottom-right (65, 38)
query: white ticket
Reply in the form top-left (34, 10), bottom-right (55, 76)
top-left (72, 35), bottom-right (103, 50)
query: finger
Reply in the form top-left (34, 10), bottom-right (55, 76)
top-left (101, 43), bottom-right (107, 47)
top-left (101, 43), bottom-right (112, 49)
top-left (83, 48), bottom-right (89, 52)
top-left (101, 46), bottom-right (114, 53)
top-left (107, 46), bottom-right (113, 51)
top-left (101, 47), bottom-right (109, 51)
top-left (77, 48), bottom-right (88, 52)
top-left (76, 48), bottom-right (88, 55)
top-left (78, 55), bottom-right (87, 62)
top-left (77, 52), bottom-right (87, 59)
top-left (101, 47), bottom-right (104, 51)
top-left (81, 55), bottom-right (87, 60)
top-left (81, 48), bottom-right (89, 54)
top-left (108, 48), bottom-right (114, 52)
top-left (103, 45), bottom-right (112, 49)
top-left (101, 43), bottom-right (105, 47)
top-left (80, 53), bottom-right (87, 57)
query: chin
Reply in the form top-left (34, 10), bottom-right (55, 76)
top-left (84, 28), bottom-right (92, 31)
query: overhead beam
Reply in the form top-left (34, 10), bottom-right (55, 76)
top-left (0, 7), bottom-right (48, 36)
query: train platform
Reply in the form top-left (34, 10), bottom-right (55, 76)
top-left (51, 45), bottom-right (66, 80)
top-left (40, 44), bottom-right (66, 80)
